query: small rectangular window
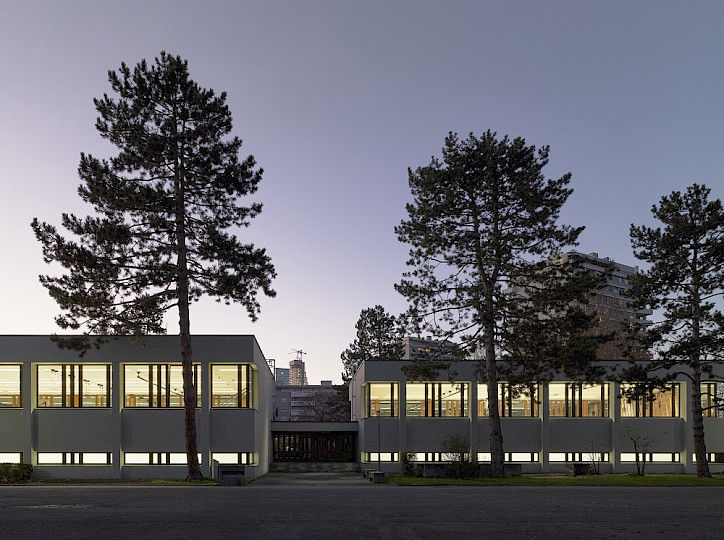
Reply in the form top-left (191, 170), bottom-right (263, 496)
top-left (37, 452), bottom-right (111, 465)
top-left (212, 452), bottom-right (254, 465)
top-left (477, 453), bottom-right (539, 462)
top-left (364, 452), bottom-right (399, 462)
top-left (124, 452), bottom-right (202, 465)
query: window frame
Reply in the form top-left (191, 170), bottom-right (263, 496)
top-left (548, 382), bottom-right (608, 418)
top-left (124, 363), bottom-right (200, 408)
top-left (211, 364), bottom-right (254, 408)
top-left (36, 364), bottom-right (111, 408)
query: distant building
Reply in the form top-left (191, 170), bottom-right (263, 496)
top-left (274, 380), bottom-right (347, 421)
top-left (289, 358), bottom-right (307, 386)
top-left (562, 251), bottom-right (653, 359)
top-left (275, 367), bottom-right (290, 385)
top-left (402, 336), bottom-right (456, 362)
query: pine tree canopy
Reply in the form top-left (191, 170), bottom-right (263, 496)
top-left (31, 52), bottom-right (276, 350)
top-left (395, 131), bottom-right (606, 383)
top-left (341, 305), bottom-right (404, 384)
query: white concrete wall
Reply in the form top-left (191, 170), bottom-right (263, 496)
top-left (351, 359), bottom-right (724, 474)
top-left (0, 335), bottom-right (273, 479)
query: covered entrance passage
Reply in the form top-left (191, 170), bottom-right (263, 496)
top-left (273, 431), bottom-right (355, 462)
top-left (270, 421), bottom-right (359, 468)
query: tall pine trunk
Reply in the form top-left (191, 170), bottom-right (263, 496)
top-left (175, 121), bottom-right (203, 481)
top-left (691, 368), bottom-right (710, 477)
top-left (690, 247), bottom-right (711, 477)
top-left (486, 332), bottom-right (505, 477)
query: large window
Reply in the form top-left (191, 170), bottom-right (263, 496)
top-left (620, 384), bottom-right (679, 417)
top-left (406, 382), bottom-right (468, 417)
top-left (701, 382), bottom-right (724, 418)
top-left (0, 365), bottom-right (21, 407)
top-left (211, 364), bottom-right (254, 408)
top-left (478, 383), bottom-right (538, 417)
top-left (549, 383), bottom-right (608, 417)
top-left (124, 364), bottom-right (200, 408)
top-left (365, 383), bottom-right (398, 417)
top-left (37, 364), bottom-right (111, 408)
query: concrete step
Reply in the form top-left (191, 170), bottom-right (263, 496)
top-left (269, 462), bottom-right (360, 473)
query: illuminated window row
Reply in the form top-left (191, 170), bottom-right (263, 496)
top-left (0, 364), bottom-right (255, 409)
top-left (363, 452), bottom-right (399, 463)
top-left (38, 452), bottom-right (112, 465)
top-left (363, 381), bottom-right (687, 418)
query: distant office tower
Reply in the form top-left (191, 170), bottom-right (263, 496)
top-left (289, 358), bottom-right (306, 386)
top-left (557, 251), bottom-right (653, 359)
top-left (275, 367), bottom-right (290, 385)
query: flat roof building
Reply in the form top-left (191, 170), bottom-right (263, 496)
top-left (0, 335), bottom-right (273, 480)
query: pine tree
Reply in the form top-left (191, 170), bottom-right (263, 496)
top-left (341, 305), bottom-right (404, 384)
top-left (625, 183), bottom-right (724, 477)
top-left (395, 131), bottom-right (604, 477)
top-left (31, 52), bottom-right (276, 480)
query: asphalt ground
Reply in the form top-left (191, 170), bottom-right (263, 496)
top-left (0, 474), bottom-right (721, 539)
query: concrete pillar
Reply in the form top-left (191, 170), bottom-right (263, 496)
top-left (540, 383), bottom-right (549, 473)
top-left (22, 361), bottom-right (34, 468)
top-left (112, 361), bottom-right (122, 479)
top-left (199, 361), bottom-right (211, 476)
top-left (611, 382), bottom-right (621, 473)
top-left (469, 382), bottom-right (478, 462)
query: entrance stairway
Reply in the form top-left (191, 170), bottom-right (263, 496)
top-left (269, 461), bottom-right (360, 473)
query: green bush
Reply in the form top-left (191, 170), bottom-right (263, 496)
top-left (0, 463), bottom-right (33, 483)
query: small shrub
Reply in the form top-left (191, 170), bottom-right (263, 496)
top-left (10, 464), bottom-right (34, 483)
top-left (0, 463), bottom-right (12, 482)
top-left (0, 463), bottom-right (34, 483)
top-left (401, 452), bottom-right (417, 477)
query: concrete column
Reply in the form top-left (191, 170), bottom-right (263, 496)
top-left (611, 382), bottom-right (621, 473)
top-left (22, 361), bottom-right (34, 468)
top-left (398, 381), bottom-right (407, 460)
top-left (680, 380), bottom-right (693, 473)
top-left (540, 383), bottom-right (549, 473)
top-left (199, 361), bottom-right (211, 476)
top-left (469, 382), bottom-right (478, 462)
top-left (112, 361), bottom-right (122, 479)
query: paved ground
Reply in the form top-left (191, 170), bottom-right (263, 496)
top-left (0, 474), bottom-right (720, 538)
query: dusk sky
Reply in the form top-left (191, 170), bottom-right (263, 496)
top-left (1, 1), bottom-right (723, 384)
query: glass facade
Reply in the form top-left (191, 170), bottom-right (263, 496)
top-left (211, 364), bottom-right (254, 408)
top-left (478, 383), bottom-right (538, 417)
top-left (549, 383), bottom-right (609, 417)
top-left (620, 384), bottom-right (679, 417)
top-left (37, 364), bottom-right (111, 408)
top-left (406, 382), bottom-right (468, 417)
top-left (0, 365), bottom-right (21, 407)
top-left (124, 364), bottom-right (200, 407)
top-left (365, 383), bottom-right (398, 417)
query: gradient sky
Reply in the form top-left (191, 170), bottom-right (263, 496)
top-left (1, 1), bottom-right (723, 384)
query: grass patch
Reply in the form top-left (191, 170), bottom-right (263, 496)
top-left (32, 477), bottom-right (218, 486)
top-left (387, 474), bottom-right (724, 487)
